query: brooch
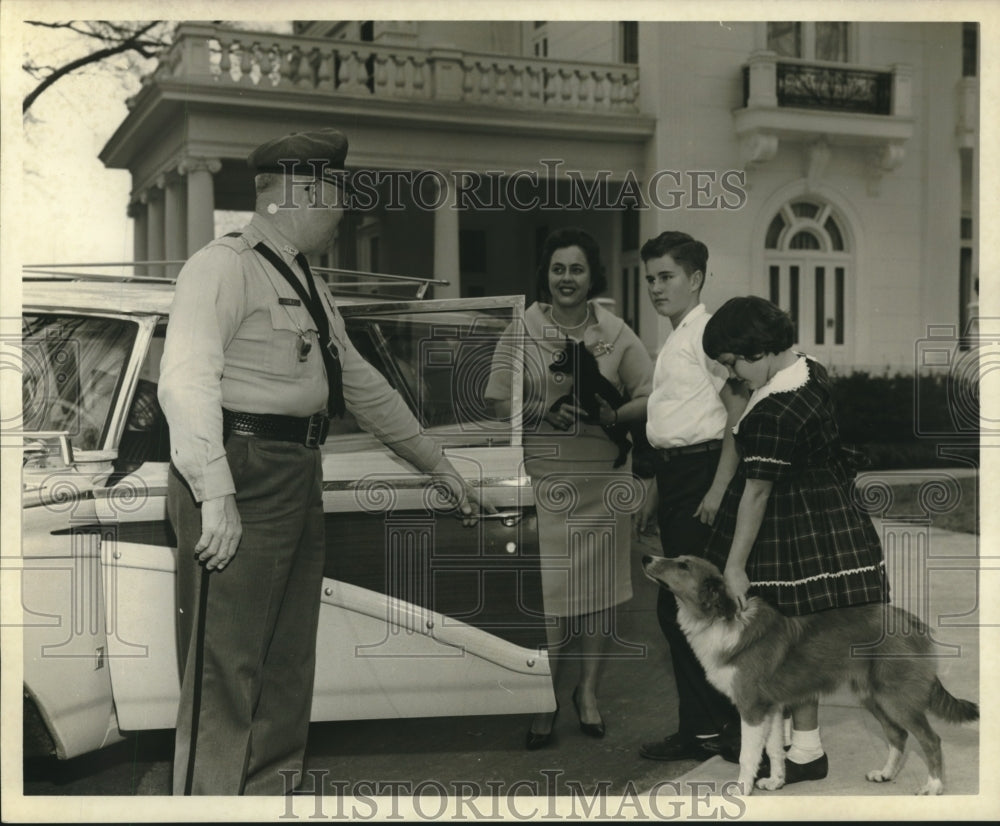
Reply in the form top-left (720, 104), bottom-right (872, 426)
top-left (592, 340), bottom-right (615, 357)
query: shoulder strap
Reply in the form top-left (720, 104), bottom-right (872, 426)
top-left (252, 242), bottom-right (315, 312)
top-left (250, 242), bottom-right (332, 347)
top-left (208, 231), bottom-right (251, 255)
top-left (250, 241), bottom-right (345, 418)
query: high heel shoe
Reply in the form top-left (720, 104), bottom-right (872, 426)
top-left (572, 687), bottom-right (606, 739)
top-left (525, 703), bottom-right (559, 750)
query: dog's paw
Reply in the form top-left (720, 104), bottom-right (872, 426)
top-left (916, 778), bottom-right (944, 796)
top-left (755, 775), bottom-right (786, 791)
top-left (866, 769), bottom-right (893, 783)
top-left (731, 777), bottom-right (755, 797)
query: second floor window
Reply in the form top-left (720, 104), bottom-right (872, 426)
top-left (768, 22), bottom-right (850, 62)
top-left (963, 22), bottom-right (978, 77)
top-left (620, 22), bottom-right (639, 64)
top-left (531, 21), bottom-right (548, 58)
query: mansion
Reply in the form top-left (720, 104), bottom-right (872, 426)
top-left (100, 20), bottom-right (979, 372)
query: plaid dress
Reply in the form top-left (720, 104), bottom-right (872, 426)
top-left (704, 355), bottom-right (887, 616)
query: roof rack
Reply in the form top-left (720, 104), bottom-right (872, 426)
top-left (23, 261), bottom-right (449, 300)
top-left (23, 262), bottom-right (182, 285)
top-left (316, 266), bottom-right (448, 300)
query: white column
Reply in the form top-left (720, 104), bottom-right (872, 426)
top-left (432, 178), bottom-right (461, 299)
top-left (746, 51), bottom-right (778, 108)
top-left (164, 174), bottom-right (187, 279)
top-left (180, 156), bottom-right (221, 255)
top-left (891, 63), bottom-right (913, 118)
top-left (130, 199), bottom-right (148, 275)
top-left (146, 183), bottom-right (166, 278)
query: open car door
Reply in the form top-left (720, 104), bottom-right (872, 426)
top-left (312, 295), bottom-right (553, 719)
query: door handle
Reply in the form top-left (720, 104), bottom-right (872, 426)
top-left (459, 510), bottom-right (525, 526)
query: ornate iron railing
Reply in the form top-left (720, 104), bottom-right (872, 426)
top-left (742, 60), bottom-right (894, 115)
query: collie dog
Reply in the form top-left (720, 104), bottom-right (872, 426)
top-left (642, 554), bottom-right (978, 795)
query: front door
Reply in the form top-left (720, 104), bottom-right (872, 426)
top-left (768, 258), bottom-right (852, 367)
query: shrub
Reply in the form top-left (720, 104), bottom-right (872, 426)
top-left (829, 370), bottom-right (978, 470)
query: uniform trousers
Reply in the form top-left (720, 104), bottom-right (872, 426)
top-left (653, 448), bottom-right (739, 739)
top-left (168, 434), bottom-right (325, 795)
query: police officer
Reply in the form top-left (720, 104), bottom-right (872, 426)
top-left (159, 129), bottom-right (484, 795)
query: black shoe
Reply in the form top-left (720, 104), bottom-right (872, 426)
top-left (572, 687), bottom-right (606, 739)
top-left (700, 725), bottom-right (741, 764)
top-left (782, 753), bottom-right (828, 784)
top-left (525, 704), bottom-right (559, 750)
top-left (639, 732), bottom-right (716, 761)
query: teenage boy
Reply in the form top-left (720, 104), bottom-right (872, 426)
top-left (638, 231), bottom-right (747, 762)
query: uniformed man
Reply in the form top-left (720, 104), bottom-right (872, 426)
top-left (159, 129), bottom-right (484, 795)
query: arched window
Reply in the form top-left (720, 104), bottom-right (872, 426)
top-left (764, 198), bottom-right (852, 358)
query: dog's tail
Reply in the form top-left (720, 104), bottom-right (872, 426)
top-left (929, 677), bottom-right (979, 723)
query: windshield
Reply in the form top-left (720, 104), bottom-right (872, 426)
top-left (22, 314), bottom-right (138, 451)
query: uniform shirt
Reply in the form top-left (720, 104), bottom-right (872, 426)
top-left (159, 213), bottom-right (439, 502)
top-left (645, 303), bottom-right (729, 449)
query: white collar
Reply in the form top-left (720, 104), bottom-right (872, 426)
top-left (673, 303), bottom-right (707, 332)
top-left (734, 355), bottom-right (811, 432)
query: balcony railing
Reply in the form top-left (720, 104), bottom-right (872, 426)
top-left (733, 51), bottom-right (913, 174)
top-left (145, 22), bottom-right (640, 114)
top-left (777, 63), bottom-right (891, 114)
top-left (741, 53), bottom-right (909, 117)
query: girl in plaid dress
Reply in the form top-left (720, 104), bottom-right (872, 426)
top-left (702, 296), bottom-right (887, 783)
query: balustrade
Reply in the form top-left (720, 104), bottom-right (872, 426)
top-left (154, 23), bottom-right (639, 114)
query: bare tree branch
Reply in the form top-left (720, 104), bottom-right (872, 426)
top-left (27, 21), bottom-right (107, 41)
top-left (22, 64), bottom-right (56, 80)
top-left (23, 20), bottom-right (171, 114)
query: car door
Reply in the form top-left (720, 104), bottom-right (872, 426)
top-left (20, 309), bottom-right (155, 757)
top-left (94, 318), bottom-right (181, 732)
top-left (96, 295), bottom-right (553, 732)
top-left (313, 295), bottom-right (553, 719)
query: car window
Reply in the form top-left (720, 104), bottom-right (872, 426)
top-left (22, 314), bottom-right (138, 451)
top-left (344, 305), bottom-right (518, 444)
top-left (112, 323), bottom-right (171, 480)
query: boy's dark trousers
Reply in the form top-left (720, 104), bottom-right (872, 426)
top-left (653, 448), bottom-right (739, 739)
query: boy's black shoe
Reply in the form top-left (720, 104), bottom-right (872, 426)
top-left (639, 732), bottom-right (718, 761)
top-left (699, 723), bottom-right (741, 763)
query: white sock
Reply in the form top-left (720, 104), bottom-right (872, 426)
top-left (787, 727), bottom-right (824, 764)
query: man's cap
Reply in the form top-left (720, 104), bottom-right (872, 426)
top-left (247, 128), bottom-right (349, 185)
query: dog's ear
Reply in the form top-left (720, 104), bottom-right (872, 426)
top-left (699, 575), bottom-right (739, 620)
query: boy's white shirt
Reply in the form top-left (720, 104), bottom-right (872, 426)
top-left (645, 303), bottom-right (730, 449)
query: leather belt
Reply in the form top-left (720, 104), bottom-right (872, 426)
top-left (655, 439), bottom-right (722, 461)
top-left (222, 408), bottom-right (329, 448)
